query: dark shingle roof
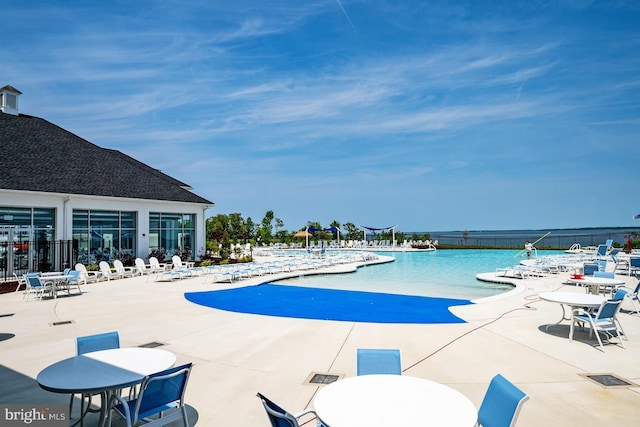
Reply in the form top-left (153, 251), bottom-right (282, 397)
top-left (0, 112), bottom-right (214, 205)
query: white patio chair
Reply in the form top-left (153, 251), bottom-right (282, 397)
top-left (149, 257), bottom-right (168, 272)
top-left (75, 263), bottom-right (101, 284)
top-left (113, 260), bottom-right (135, 278)
top-left (134, 257), bottom-right (154, 276)
top-left (99, 261), bottom-right (123, 281)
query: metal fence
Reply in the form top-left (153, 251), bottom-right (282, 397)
top-left (429, 230), bottom-right (633, 249)
top-left (0, 240), bottom-right (77, 282)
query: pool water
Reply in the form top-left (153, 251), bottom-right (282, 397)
top-left (272, 249), bottom-right (564, 299)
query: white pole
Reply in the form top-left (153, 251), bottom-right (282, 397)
top-left (305, 226), bottom-right (309, 248)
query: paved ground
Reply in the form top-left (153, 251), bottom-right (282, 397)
top-left (1, 255), bottom-right (639, 426)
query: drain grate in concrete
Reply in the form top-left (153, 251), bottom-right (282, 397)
top-left (583, 373), bottom-right (635, 388)
top-left (138, 341), bottom-right (165, 348)
top-left (307, 373), bottom-right (340, 385)
top-left (50, 320), bottom-right (74, 326)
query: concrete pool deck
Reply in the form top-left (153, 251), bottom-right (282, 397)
top-left (1, 255), bottom-right (639, 426)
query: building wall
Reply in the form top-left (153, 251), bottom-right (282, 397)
top-left (0, 189), bottom-right (208, 260)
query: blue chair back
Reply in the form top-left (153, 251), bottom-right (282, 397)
top-left (135, 363), bottom-right (192, 420)
top-left (611, 288), bottom-right (628, 302)
top-left (356, 348), bottom-right (402, 376)
top-left (583, 263), bottom-right (599, 276)
top-left (598, 299), bottom-right (622, 319)
top-left (76, 331), bottom-right (120, 355)
top-left (67, 270), bottom-right (81, 283)
top-left (596, 245), bottom-right (608, 257)
top-left (594, 260), bottom-right (607, 271)
top-left (26, 275), bottom-right (45, 288)
top-left (256, 392), bottom-right (300, 427)
top-left (593, 271), bottom-right (614, 279)
top-left (630, 257), bottom-right (640, 268)
top-left (478, 374), bottom-right (528, 427)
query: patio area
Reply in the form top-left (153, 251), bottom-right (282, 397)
top-left (1, 258), bottom-right (639, 426)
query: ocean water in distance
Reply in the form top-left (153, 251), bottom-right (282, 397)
top-left (272, 249), bottom-right (565, 300)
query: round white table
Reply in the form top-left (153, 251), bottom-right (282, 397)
top-left (37, 347), bottom-right (176, 394)
top-left (37, 348), bottom-right (176, 426)
top-left (539, 291), bottom-right (606, 340)
top-left (314, 374), bottom-right (477, 427)
top-left (566, 277), bottom-right (625, 295)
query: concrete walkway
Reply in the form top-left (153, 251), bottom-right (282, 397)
top-left (1, 256), bottom-right (639, 426)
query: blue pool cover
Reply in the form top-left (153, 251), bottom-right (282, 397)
top-left (184, 284), bottom-right (472, 324)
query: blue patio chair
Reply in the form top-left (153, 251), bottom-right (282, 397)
top-left (596, 244), bottom-right (608, 258)
top-left (76, 331), bottom-right (120, 355)
top-left (622, 281), bottom-right (640, 315)
top-left (573, 298), bottom-right (626, 351)
top-left (593, 271), bottom-right (614, 279)
top-left (72, 332), bottom-right (121, 422)
top-left (65, 270), bottom-right (83, 295)
top-left (24, 275), bottom-right (53, 301)
top-left (583, 263), bottom-right (599, 276)
top-left (611, 288), bottom-right (628, 301)
top-left (256, 392), bottom-right (324, 427)
top-left (629, 257), bottom-right (640, 277)
top-left (356, 348), bottom-right (402, 376)
top-left (111, 363), bottom-right (192, 427)
top-left (477, 374), bottom-right (528, 427)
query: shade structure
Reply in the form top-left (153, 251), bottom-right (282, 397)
top-left (293, 230), bottom-right (311, 238)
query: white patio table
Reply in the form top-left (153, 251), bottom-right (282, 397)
top-left (539, 291), bottom-right (606, 340)
top-left (314, 374), bottom-right (477, 427)
top-left (37, 347), bottom-right (176, 427)
top-left (566, 276), bottom-right (625, 296)
top-left (39, 274), bottom-right (80, 298)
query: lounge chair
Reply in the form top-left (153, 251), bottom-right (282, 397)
top-left (134, 257), bottom-right (154, 277)
top-left (171, 255), bottom-right (198, 277)
top-left (113, 260), bottom-right (135, 278)
top-left (110, 363), bottom-right (193, 427)
top-left (99, 261), bottom-right (123, 281)
top-left (256, 392), bottom-right (323, 427)
top-left (356, 348), bottom-right (402, 376)
top-left (149, 257), bottom-right (168, 272)
top-left (573, 294), bottom-right (627, 351)
top-left (75, 263), bottom-right (101, 283)
top-left (477, 374), bottom-right (528, 427)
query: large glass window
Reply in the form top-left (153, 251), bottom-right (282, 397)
top-left (149, 213), bottom-right (195, 261)
top-left (73, 210), bottom-right (136, 265)
top-left (0, 207), bottom-right (55, 271)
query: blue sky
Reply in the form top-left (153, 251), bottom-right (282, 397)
top-left (2, 0), bottom-right (639, 232)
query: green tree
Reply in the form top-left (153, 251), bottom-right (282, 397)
top-left (205, 214), bottom-right (231, 258)
top-left (244, 217), bottom-right (256, 243)
top-left (343, 222), bottom-right (360, 240)
top-left (260, 210), bottom-right (275, 243)
top-left (228, 213), bottom-right (244, 243)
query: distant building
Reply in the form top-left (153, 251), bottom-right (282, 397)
top-left (0, 85), bottom-right (213, 274)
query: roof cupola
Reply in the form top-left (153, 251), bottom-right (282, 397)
top-left (0, 85), bottom-right (22, 115)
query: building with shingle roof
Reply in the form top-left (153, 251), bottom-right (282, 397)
top-left (1, 85), bottom-right (213, 275)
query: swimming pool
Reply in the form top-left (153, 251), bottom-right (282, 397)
top-left (270, 249), bottom-right (564, 299)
